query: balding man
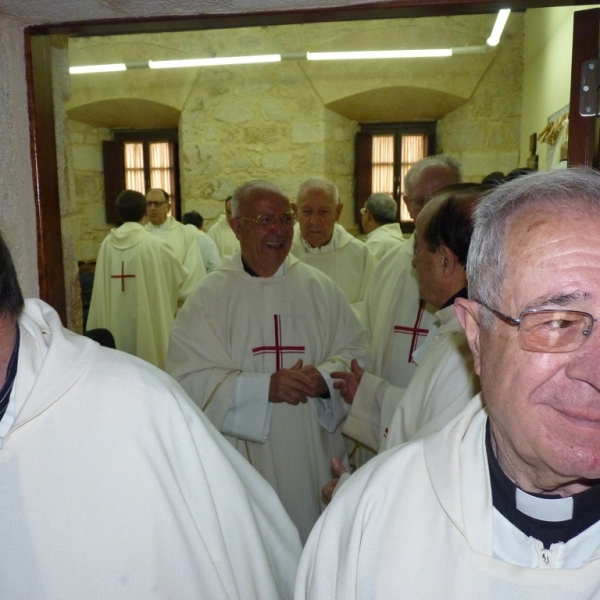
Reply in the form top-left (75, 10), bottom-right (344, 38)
top-left (364, 155), bottom-right (462, 389)
top-left (335, 186), bottom-right (482, 457)
top-left (167, 181), bottom-right (369, 543)
top-left (297, 168), bottom-right (600, 599)
top-left (361, 193), bottom-right (404, 260)
top-left (291, 178), bottom-right (378, 318)
top-left (145, 188), bottom-right (206, 293)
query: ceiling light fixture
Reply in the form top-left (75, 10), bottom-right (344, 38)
top-left (69, 63), bottom-right (126, 74)
top-left (68, 9), bottom-right (509, 74)
top-left (486, 9), bottom-right (511, 47)
top-left (148, 54), bottom-right (281, 69)
top-left (306, 49), bottom-right (453, 61)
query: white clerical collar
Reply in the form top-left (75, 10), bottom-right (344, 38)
top-left (515, 488), bottom-right (574, 522)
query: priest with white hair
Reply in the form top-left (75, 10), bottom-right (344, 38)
top-left (297, 168), bottom-right (600, 599)
top-left (291, 178), bottom-right (378, 319)
top-left (167, 180), bottom-right (369, 543)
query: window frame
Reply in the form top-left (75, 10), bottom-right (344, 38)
top-left (355, 122), bottom-right (436, 233)
top-left (102, 128), bottom-right (181, 224)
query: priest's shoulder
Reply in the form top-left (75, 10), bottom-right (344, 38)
top-left (289, 259), bottom-right (349, 296)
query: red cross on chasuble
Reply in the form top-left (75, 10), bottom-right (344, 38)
top-left (111, 261), bottom-right (135, 292)
top-left (252, 315), bottom-right (306, 371)
top-left (393, 299), bottom-right (429, 363)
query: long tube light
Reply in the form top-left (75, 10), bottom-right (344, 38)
top-left (69, 63), bottom-right (126, 74)
top-left (486, 9), bottom-right (511, 46)
top-left (69, 9), bottom-right (508, 74)
top-left (307, 48), bottom-right (452, 60)
top-left (148, 54), bottom-right (281, 69)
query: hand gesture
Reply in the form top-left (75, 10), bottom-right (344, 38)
top-left (331, 358), bottom-right (364, 405)
top-left (269, 359), bottom-right (312, 405)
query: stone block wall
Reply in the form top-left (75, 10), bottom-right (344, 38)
top-left (437, 12), bottom-right (524, 182)
top-left (179, 61), bottom-right (358, 231)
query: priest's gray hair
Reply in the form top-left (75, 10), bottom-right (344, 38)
top-left (231, 180), bottom-right (287, 217)
top-left (404, 154), bottom-right (463, 198)
top-left (468, 167), bottom-right (600, 328)
top-left (365, 193), bottom-right (397, 224)
top-left (296, 178), bottom-right (339, 206)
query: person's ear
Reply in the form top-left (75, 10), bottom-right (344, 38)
top-left (291, 202), bottom-right (298, 215)
top-left (454, 298), bottom-right (482, 375)
top-left (335, 202), bottom-right (343, 221)
top-left (229, 216), bottom-right (243, 241)
top-left (438, 245), bottom-right (458, 279)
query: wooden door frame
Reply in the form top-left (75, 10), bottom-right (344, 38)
top-left (24, 0), bottom-right (592, 322)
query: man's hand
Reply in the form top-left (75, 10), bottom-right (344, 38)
top-left (298, 365), bottom-right (329, 398)
top-left (321, 457), bottom-right (347, 503)
top-left (269, 359), bottom-right (313, 405)
top-left (331, 358), bottom-right (364, 405)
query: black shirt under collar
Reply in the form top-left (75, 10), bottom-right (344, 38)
top-left (486, 419), bottom-right (600, 548)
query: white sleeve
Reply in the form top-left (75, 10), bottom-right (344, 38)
top-left (221, 372), bottom-right (273, 443)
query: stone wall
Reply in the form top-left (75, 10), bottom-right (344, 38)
top-left (0, 17), bottom-right (39, 298)
top-left (66, 13), bottom-right (525, 267)
top-left (180, 60), bottom-right (357, 228)
top-left (437, 12), bottom-right (524, 182)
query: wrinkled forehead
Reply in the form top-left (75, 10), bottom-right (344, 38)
top-left (242, 188), bottom-right (290, 214)
top-left (500, 206), bottom-right (600, 308)
top-left (297, 186), bottom-right (336, 207)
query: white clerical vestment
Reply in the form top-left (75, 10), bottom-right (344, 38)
top-left (146, 216), bottom-right (206, 294)
top-left (343, 304), bottom-right (480, 452)
top-left (184, 223), bottom-right (221, 273)
top-left (296, 399), bottom-right (600, 599)
top-left (1, 299), bottom-right (301, 600)
top-left (208, 213), bottom-right (240, 257)
top-left (166, 253), bottom-right (370, 543)
top-left (363, 235), bottom-right (437, 387)
top-left (87, 222), bottom-right (186, 369)
top-left (290, 223), bottom-right (378, 319)
top-left (364, 223), bottom-right (404, 260)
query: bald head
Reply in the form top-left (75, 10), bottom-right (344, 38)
top-left (403, 155), bottom-right (462, 221)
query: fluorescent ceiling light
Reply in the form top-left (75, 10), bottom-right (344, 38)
top-left (149, 54), bottom-right (281, 69)
top-left (486, 9), bottom-right (511, 46)
top-left (69, 63), bottom-right (126, 74)
top-left (307, 49), bottom-right (452, 61)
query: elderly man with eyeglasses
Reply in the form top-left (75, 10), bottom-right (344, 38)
top-left (166, 180), bottom-right (369, 543)
top-left (295, 168), bottom-right (600, 599)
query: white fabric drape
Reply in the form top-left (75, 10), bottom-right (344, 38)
top-left (399, 134), bottom-right (428, 222)
top-left (371, 135), bottom-right (394, 194)
top-left (150, 142), bottom-right (174, 195)
top-left (124, 143), bottom-right (145, 193)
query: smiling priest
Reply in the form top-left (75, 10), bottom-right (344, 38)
top-left (296, 169), bottom-right (600, 599)
top-left (167, 180), bottom-right (369, 543)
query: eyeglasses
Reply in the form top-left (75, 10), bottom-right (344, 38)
top-left (475, 299), bottom-right (600, 353)
top-left (360, 207), bottom-right (368, 215)
top-left (147, 201), bottom-right (168, 208)
top-left (238, 213), bottom-right (296, 228)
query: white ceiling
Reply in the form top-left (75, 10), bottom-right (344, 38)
top-left (0, 0), bottom-right (379, 26)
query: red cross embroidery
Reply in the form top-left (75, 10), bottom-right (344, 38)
top-left (252, 315), bottom-right (305, 371)
top-left (393, 299), bottom-right (429, 363)
top-left (111, 261), bottom-right (135, 292)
